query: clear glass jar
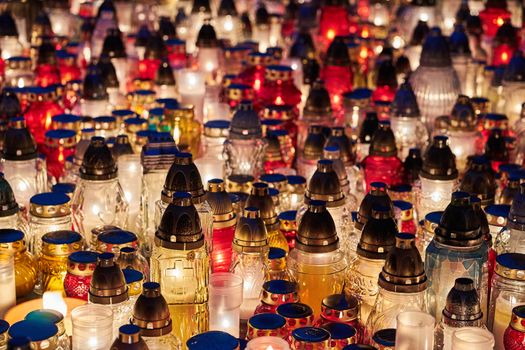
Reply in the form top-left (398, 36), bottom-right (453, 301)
top-left (25, 309), bottom-right (70, 350)
top-left (2, 157), bottom-right (48, 210)
top-left (39, 230), bottom-right (83, 294)
top-left (4, 56), bottom-right (34, 88)
top-left (117, 247), bottom-right (149, 280)
top-left (390, 116), bottom-right (428, 160)
top-left (447, 130), bottom-right (481, 173)
top-left (416, 211), bottom-right (442, 260)
top-left (28, 192), bottom-right (72, 256)
top-left (194, 120), bottom-right (229, 184)
top-left (419, 177), bottom-right (457, 219)
top-left (150, 193), bottom-right (210, 346)
top-left (0, 174), bottom-right (28, 234)
top-left (488, 253), bottom-right (525, 350)
top-left (0, 228), bottom-right (37, 298)
top-left (117, 153), bottom-right (143, 233)
top-left (0, 36), bottom-right (23, 60)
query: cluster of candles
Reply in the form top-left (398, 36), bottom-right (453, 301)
top-left (2, 0), bottom-right (525, 349)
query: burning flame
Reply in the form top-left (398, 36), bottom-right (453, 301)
top-left (43, 291), bottom-right (68, 317)
top-left (326, 29), bottom-right (336, 41)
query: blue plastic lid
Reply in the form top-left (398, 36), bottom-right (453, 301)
top-left (7, 56), bottom-right (30, 62)
top-left (396, 232), bottom-right (415, 240)
top-left (0, 229), bottom-right (24, 243)
top-left (137, 130), bottom-right (154, 138)
top-left (324, 145), bottom-right (340, 153)
top-left (425, 211), bottom-right (443, 224)
top-left (248, 313), bottom-right (286, 330)
top-left (8, 320), bottom-right (58, 342)
top-left (26, 86), bottom-right (55, 95)
top-left (227, 83), bottom-right (251, 90)
top-left (268, 188), bottom-right (279, 197)
top-left (393, 200), bottom-right (412, 211)
top-left (68, 251), bottom-right (98, 264)
top-left (260, 173), bottom-right (287, 183)
top-left (148, 108), bottom-right (164, 118)
top-left (81, 128), bottom-right (95, 134)
top-left (56, 50), bottom-right (76, 59)
top-left (165, 38), bottom-right (185, 45)
top-left (0, 319), bottom-right (9, 333)
top-left (496, 253), bottom-right (525, 270)
top-left (390, 184), bottom-right (412, 192)
top-left (187, 331), bottom-right (239, 350)
top-left (123, 268), bottom-right (144, 284)
top-left (343, 345), bottom-right (378, 350)
top-left (94, 116), bottom-right (116, 123)
top-left (174, 192), bottom-right (192, 201)
top-left (370, 181), bottom-right (387, 190)
top-left (204, 120), bottom-right (230, 129)
top-left (287, 175), bottom-right (306, 185)
top-left (119, 324), bottom-right (140, 335)
top-left (484, 113), bottom-right (507, 121)
top-left (98, 252), bottom-right (115, 261)
top-left (292, 327), bottom-right (330, 342)
top-left (52, 182), bottom-right (76, 194)
top-left (30, 192), bottom-right (69, 206)
top-left (513, 305), bottom-right (525, 318)
top-left (98, 229), bottom-right (137, 245)
top-left (267, 129), bottom-right (288, 137)
top-left (112, 109), bottom-right (135, 117)
top-left (345, 88), bottom-right (372, 100)
top-left (320, 322), bottom-right (356, 340)
top-left (42, 230), bottom-right (82, 245)
top-left (143, 281), bottom-right (160, 290)
top-left (263, 280), bottom-right (296, 294)
top-left (120, 246), bottom-right (136, 254)
top-left (276, 302), bottom-right (313, 318)
top-left (261, 119), bottom-right (283, 127)
top-left (268, 247), bottom-right (287, 259)
top-left (124, 117), bottom-right (147, 126)
top-left (278, 210), bottom-right (296, 222)
top-left (135, 89), bottom-right (155, 96)
top-left (52, 114), bottom-right (82, 123)
top-left (485, 204), bottom-right (510, 218)
top-left (25, 309), bottom-right (63, 324)
top-left (372, 328), bottom-right (396, 346)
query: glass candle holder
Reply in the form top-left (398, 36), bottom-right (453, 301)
top-left (394, 311), bottom-right (435, 350)
top-left (116, 247), bottom-right (149, 281)
top-left (209, 272), bottom-right (243, 337)
top-left (266, 248), bottom-right (293, 281)
top-left (63, 251), bottom-right (98, 301)
top-left (4, 56), bottom-right (34, 88)
top-left (29, 192), bottom-right (72, 256)
top-left (255, 280), bottom-right (299, 315)
top-left (451, 327), bottom-right (495, 350)
top-left (194, 120), bottom-right (229, 184)
top-left (117, 153), bottom-right (142, 232)
top-left (276, 302), bottom-right (315, 339)
top-left (71, 304), bottom-right (114, 350)
top-left (177, 70), bottom-right (206, 121)
top-left (0, 253), bottom-right (15, 317)
top-left (504, 305), bottom-right (525, 349)
top-left (39, 230), bottom-right (83, 294)
top-left (25, 86), bottom-right (65, 145)
top-left (246, 336), bottom-right (290, 350)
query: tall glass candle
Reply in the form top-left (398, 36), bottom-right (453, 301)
top-left (177, 70), bottom-right (206, 121)
top-left (394, 311), bottom-right (435, 350)
top-left (209, 272), bottom-right (243, 337)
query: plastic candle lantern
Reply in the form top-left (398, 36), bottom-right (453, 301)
top-left (130, 282), bottom-right (181, 350)
top-left (357, 111), bottom-right (379, 162)
top-left (25, 86), bottom-right (64, 145)
top-left (492, 22), bottom-right (517, 66)
top-left (449, 25), bottom-right (473, 95)
top-left (208, 273), bottom-right (243, 337)
top-left (155, 60), bottom-right (177, 99)
top-left (216, 0), bottom-right (241, 45)
top-left (63, 251), bottom-right (98, 301)
top-left (288, 201), bottom-right (347, 316)
top-left (302, 160), bottom-right (356, 254)
top-left (297, 125), bottom-right (326, 182)
top-left (42, 129), bottom-right (77, 181)
top-left (187, 331), bottom-right (239, 350)
top-left (503, 305), bottom-right (525, 349)
top-left (394, 311), bottom-right (435, 350)
top-left (78, 64), bottom-right (110, 118)
top-left (88, 252), bottom-right (132, 338)
top-left (71, 304), bottom-right (114, 350)
top-left (224, 101), bottom-right (267, 178)
top-left (287, 176), bottom-right (306, 211)
top-left (4, 56), bottom-right (34, 88)
top-left (0, 229), bottom-right (37, 299)
top-left (403, 20), bottom-right (430, 71)
top-left (451, 327), bottom-right (495, 350)
top-left (495, 183), bottom-right (525, 254)
top-left (315, 294), bottom-right (363, 341)
top-left (291, 327), bottom-right (331, 349)
top-left (261, 104), bottom-right (298, 152)
top-left (97, 57), bottom-right (126, 109)
top-left (196, 21), bottom-right (221, 83)
top-left (206, 179), bottom-right (237, 272)
top-left (177, 70), bottom-right (206, 122)
top-left (459, 157), bottom-right (497, 206)
top-left (354, 182), bottom-right (393, 234)
top-left (322, 146), bottom-right (351, 196)
top-left (479, 0), bottom-right (511, 39)
top-left (425, 192), bottom-right (489, 323)
top-left (230, 207), bottom-right (269, 321)
top-left (393, 201), bottom-right (417, 234)
top-left (410, 28), bottom-right (460, 128)
top-left (318, 0), bottom-right (350, 48)
top-left (325, 127), bottom-right (357, 176)
top-left (418, 136), bottom-right (458, 218)
top-left (258, 65), bottom-right (301, 112)
top-left (96, 228), bottom-right (138, 255)
top-left (346, 206), bottom-right (397, 322)
top-left (71, 137), bottom-right (128, 246)
top-left (237, 52), bottom-right (273, 96)
top-left (34, 38), bottom-right (60, 88)
top-left (397, 0), bottom-right (438, 40)
top-left (150, 192), bottom-right (209, 346)
top-left (300, 80), bottom-right (332, 146)
top-left (100, 28), bottom-right (128, 93)
top-left (320, 37), bottom-right (353, 112)
top-left (389, 81), bottom-right (427, 159)
top-left (8, 319), bottom-right (59, 350)
top-left (0, 174), bottom-right (28, 233)
top-left (435, 278), bottom-right (484, 350)
top-left (91, 0), bottom-right (119, 58)
top-left (255, 280), bottom-right (298, 314)
top-left (361, 122), bottom-right (404, 191)
top-left (485, 129), bottom-right (509, 172)
top-left (247, 313), bottom-right (288, 341)
top-left (501, 51), bottom-right (525, 125)
top-left (0, 10), bottom-right (23, 60)
top-left (155, 152), bottom-right (212, 250)
top-left (194, 120), bottom-right (229, 184)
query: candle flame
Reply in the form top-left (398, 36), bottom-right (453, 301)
top-left (43, 291), bottom-right (68, 317)
top-left (326, 29), bottom-right (336, 41)
top-left (266, 346), bottom-right (274, 350)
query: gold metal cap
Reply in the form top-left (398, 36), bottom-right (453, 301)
top-left (232, 207), bottom-right (269, 253)
top-left (29, 192), bottom-right (71, 218)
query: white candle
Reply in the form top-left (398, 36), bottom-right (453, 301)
top-left (246, 336), bottom-right (290, 350)
top-left (451, 327), bottom-right (495, 350)
top-left (209, 273), bottom-right (243, 337)
top-left (493, 294), bottom-right (518, 350)
top-left (177, 70), bottom-right (206, 122)
top-left (395, 311), bottom-right (435, 350)
top-left (0, 254), bottom-right (16, 318)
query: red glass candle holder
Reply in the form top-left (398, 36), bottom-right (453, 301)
top-left (493, 43), bottom-right (515, 66)
top-left (225, 83), bottom-right (254, 110)
top-left (257, 65), bottom-right (302, 112)
top-left (237, 52), bottom-right (274, 95)
top-left (57, 52), bottom-right (82, 85)
top-left (320, 65), bottom-right (353, 112)
top-left (313, 294), bottom-right (363, 342)
top-left (138, 58), bottom-right (161, 80)
top-left (261, 104), bottom-right (298, 148)
top-left (25, 86), bottom-right (65, 145)
top-left (319, 4), bottom-right (350, 46)
top-left (276, 302), bottom-right (315, 340)
top-left (166, 38), bottom-right (188, 70)
top-left (247, 313), bottom-right (288, 340)
top-left (35, 63), bottom-right (61, 88)
top-left (362, 155), bottom-right (403, 192)
top-left (393, 200), bottom-right (417, 235)
top-left (479, 6), bottom-right (511, 38)
top-left (504, 305), bottom-right (525, 349)
top-left (278, 211), bottom-right (297, 250)
top-left (255, 280), bottom-right (299, 315)
top-left (43, 129), bottom-right (77, 180)
top-left (63, 251), bottom-right (98, 301)
top-left (211, 224), bottom-right (236, 273)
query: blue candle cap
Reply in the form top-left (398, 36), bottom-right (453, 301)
top-left (42, 230), bottom-right (82, 245)
top-left (52, 114), bottom-right (82, 124)
top-left (343, 345), bottom-right (377, 350)
top-left (372, 328), bottom-right (396, 346)
top-left (25, 309), bottom-right (63, 324)
top-left (485, 204), bottom-right (510, 218)
top-left (30, 192), bottom-right (69, 206)
top-left (204, 120), bottom-right (230, 130)
top-left (8, 320), bottom-right (58, 342)
top-left (263, 279), bottom-right (296, 294)
top-left (276, 302), bottom-right (313, 319)
top-left (45, 129), bottom-right (76, 140)
top-left (496, 253), bottom-right (525, 271)
top-left (344, 88), bottom-right (373, 100)
top-left (248, 313), bottom-right (286, 330)
top-left (7, 337), bottom-right (31, 350)
top-left (390, 81), bottom-right (420, 118)
top-left (0, 228), bottom-right (24, 243)
top-left (292, 327), bottom-right (330, 342)
top-left (98, 229), bottom-right (138, 245)
top-left (260, 173), bottom-right (287, 184)
top-left (69, 251), bottom-right (98, 264)
top-left (268, 247), bottom-right (287, 260)
top-left (320, 322), bottom-right (356, 340)
top-left (0, 319), bottom-right (9, 334)
top-left (112, 109), bottom-right (135, 118)
top-left (393, 200), bottom-right (413, 211)
top-left (187, 331), bottom-right (239, 350)
top-left (287, 175), bottom-right (306, 185)
top-left (156, 98), bottom-right (179, 109)
top-left (123, 268), bottom-right (144, 284)
top-left (52, 183), bottom-right (76, 195)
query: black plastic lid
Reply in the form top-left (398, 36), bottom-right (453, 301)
top-left (255, 4), bottom-right (270, 25)
top-left (290, 31), bottom-right (315, 60)
top-left (0, 11), bottom-right (18, 37)
top-left (97, 56), bottom-right (119, 89)
top-left (218, 0), bottom-right (238, 16)
top-left (155, 60), bottom-right (176, 86)
top-left (192, 0), bottom-right (212, 13)
top-left (296, 200), bottom-right (339, 253)
top-left (0, 89), bottom-right (21, 121)
top-left (410, 20), bottom-right (430, 46)
top-left (368, 122), bottom-right (398, 157)
top-left (83, 64), bottom-right (109, 100)
top-left (450, 95), bottom-right (476, 131)
top-left (303, 58), bottom-right (320, 85)
top-left (420, 136), bottom-right (458, 180)
top-left (390, 81), bottom-right (420, 118)
top-left (144, 33), bottom-right (168, 60)
top-left (356, 182), bottom-right (394, 230)
top-left (161, 152), bottom-right (205, 204)
top-left (229, 101), bottom-right (263, 139)
top-left (443, 277), bottom-right (483, 327)
top-left (485, 128), bottom-right (509, 162)
top-left (80, 137), bottom-right (118, 180)
top-left (3, 118), bottom-right (38, 161)
top-left (357, 205), bottom-right (397, 259)
top-left (196, 21), bottom-right (219, 48)
top-left (359, 112), bottom-right (379, 144)
top-left (459, 156), bottom-right (496, 205)
top-left (158, 16), bottom-right (176, 40)
top-left (326, 36), bottom-right (351, 66)
top-left (404, 148), bottom-right (423, 183)
top-left (101, 28), bottom-right (126, 58)
top-left (303, 80), bottom-right (332, 119)
top-left (375, 59), bottom-right (398, 89)
top-left (420, 28), bottom-right (452, 67)
top-left (0, 174), bottom-right (19, 216)
top-left (36, 37), bottom-right (56, 66)
top-left (325, 127), bottom-right (355, 165)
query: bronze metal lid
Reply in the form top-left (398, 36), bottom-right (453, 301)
top-left (206, 179), bottom-right (236, 228)
top-left (29, 192), bottom-right (70, 218)
top-left (357, 205), bottom-right (397, 260)
top-left (226, 174), bottom-right (254, 194)
top-left (442, 277), bottom-right (483, 328)
top-left (449, 95), bottom-right (476, 131)
top-left (41, 230), bottom-right (83, 257)
top-left (80, 137), bottom-right (118, 180)
top-left (495, 253), bottom-right (525, 281)
top-left (305, 160), bottom-right (345, 207)
top-left (378, 233), bottom-right (427, 293)
top-left (245, 182), bottom-right (278, 230)
top-left (88, 252), bottom-right (129, 305)
top-left (111, 324), bottom-right (148, 349)
top-left (320, 294), bottom-right (359, 323)
top-left (161, 152), bottom-right (206, 204)
top-left (295, 200), bottom-right (339, 253)
top-left (302, 125), bottom-right (326, 160)
top-left (0, 173), bottom-right (19, 217)
top-left (420, 136), bottom-right (458, 181)
top-left (355, 182), bottom-right (393, 230)
top-left (131, 282), bottom-right (173, 337)
top-left (155, 192), bottom-right (204, 250)
top-left (232, 207), bottom-right (268, 253)
top-left (510, 305), bottom-right (525, 332)
top-left (323, 146), bottom-right (350, 189)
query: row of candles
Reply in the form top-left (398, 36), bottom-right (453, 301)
top-left (1, 0), bottom-right (525, 349)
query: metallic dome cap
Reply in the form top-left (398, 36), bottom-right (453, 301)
top-left (305, 160), bottom-right (345, 207)
top-left (296, 200), bottom-right (339, 253)
top-left (131, 282), bottom-right (173, 337)
top-left (442, 277), bottom-right (483, 327)
top-left (206, 179), bottom-right (236, 228)
top-left (80, 137), bottom-right (118, 180)
top-left (162, 152), bottom-right (206, 204)
top-left (357, 205), bottom-right (397, 260)
top-left (88, 252), bottom-right (128, 304)
top-left (232, 207), bottom-right (269, 253)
